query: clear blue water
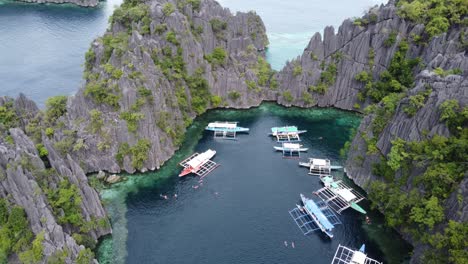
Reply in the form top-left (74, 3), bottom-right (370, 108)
top-left (0, 0), bottom-right (385, 106)
top-left (0, 1), bottom-right (412, 263)
top-left (96, 104), bottom-right (411, 264)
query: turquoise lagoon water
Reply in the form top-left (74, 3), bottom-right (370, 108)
top-left (0, 1), bottom-right (412, 263)
top-left (96, 104), bottom-right (411, 264)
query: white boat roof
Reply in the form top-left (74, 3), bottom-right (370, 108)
top-left (351, 251), bottom-right (367, 264)
top-left (208, 122), bottom-right (237, 128)
top-left (312, 158), bottom-right (328, 166)
top-left (283, 143), bottom-right (301, 149)
top-left (336, 188), bottom-right (356, 202)
top-left (187, 149), bottom-right (215, 167)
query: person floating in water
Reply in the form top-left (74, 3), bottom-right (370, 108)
top-left (365, 216), bottom-right (371, 224)
top-left (174, 194), bottom-right (178, 198)
top-left (160, 194), bottom-right (168, 200)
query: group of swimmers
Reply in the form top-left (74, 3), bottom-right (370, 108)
top-left (159, 194), bottom-right (177, 200)
top-left (284, 241), bottom-right (295, 248)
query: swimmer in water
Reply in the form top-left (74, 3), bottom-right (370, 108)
top-left (192, 185), bottom-right (199, 189)
top-left (284, 241), bottom-right (288, 247)
top-left (174, 194), bottom-right (178, 198)
top-left (291, 242), bottom-right (295, 248)
top-left (365, 216), bottom-right (371, 224)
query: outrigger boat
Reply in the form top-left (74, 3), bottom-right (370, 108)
top-left (179, 149), bottom-right (219, 177)
top-left (269, 126), bottom-right (306, 142)
top-left (274, 143), bottom-right (308, 152)
top-left (299, 158), bottom-right (343, 175)
top-left (300, 194), bottom-right (335, 238)
top-left (331, 244), bottom-right (383, 264)
top-left (205, 122), bottom-right (249, 139)
top-left (289, 194), bottom-right (341, 238)
top-left (315, 178), bottom-right (367, 214)
top-left (274, 143), bottom-right (308, 158)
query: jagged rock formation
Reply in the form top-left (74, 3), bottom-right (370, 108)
top-left (14, 0), bottom-right (99, 7)
top-left (273, 1), bottom-right (467, 263)
top-left (62, 0), bottom-right (270, 174)
top-left (0, 96), bottom-right (111, 263)
top-left (1, 0), bottom-right (466, 262)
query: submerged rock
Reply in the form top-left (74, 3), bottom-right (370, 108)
top-left (105, 174), bottom-right (121, 184)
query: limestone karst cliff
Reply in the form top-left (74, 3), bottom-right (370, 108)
top-left (0, 95), bottom-right (111, 263)
top-left (61, 0), bottom-right (271, 174)
top-left (0, 0), bottom-right (466, 263)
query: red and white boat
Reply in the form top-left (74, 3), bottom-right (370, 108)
top-left (179, 149), bottom-right (218, 177)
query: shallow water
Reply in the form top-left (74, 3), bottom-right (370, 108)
top-left (97, 104), bottom-right (411, 264)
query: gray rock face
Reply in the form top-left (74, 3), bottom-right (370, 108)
top-left (0, 128), bottom-right (111, 263)
top-left (0, 0), bottom-right (466, 262)
top-left (64, 0), bottom-right (269, 174)
top-left (14, 0), bottom-right (99, 7)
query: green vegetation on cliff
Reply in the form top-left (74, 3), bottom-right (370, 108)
top-left (0, 200), bottom-right (39, 264)
top-left (397, 0), bottom-right (467, 38)
top-left (369, 100), bottom-right (467, 263)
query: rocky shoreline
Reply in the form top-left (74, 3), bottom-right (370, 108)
top-left (0, 0), bottom-right (466, 262)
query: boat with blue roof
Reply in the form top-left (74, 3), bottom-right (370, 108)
top-left (289, 194), bottom-right (341, 238)
top-left (269, 126), bottom-right (306, 142)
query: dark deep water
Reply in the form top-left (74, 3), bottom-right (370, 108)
top-left (97, 104), bottom-right (411, 264)
top-left (0, 0), bottom-right (122, 107)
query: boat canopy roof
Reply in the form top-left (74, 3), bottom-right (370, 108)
top-left (304, 199), bottom-right (334, 230)
top-left (312, 158), bottom-right (328, 166)
top-left (283, 143), bottom-right (301, 149)
top-left (208, 122), bottom-right (237, 128)
top-left (271, 126), bottom-right (298, 133)
top-left (350, 251), bottom-right (367, 264)
top-left (336, 188), bottom-right (357, 202)
top-left (187, 149), bottom-right (215, 168)
top-left (322, 176), bottom-right (334, 183)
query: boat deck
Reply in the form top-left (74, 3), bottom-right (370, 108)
top-left (214, 130), bottom-right (237, 140)
top-left (179, 153), bottom-right (219, 178)
top-left (314, 181), bottom-right (365, 214)
top-left (276, 132), bottom-right (301, 142)
top-left (289, 201), bottom-right (341, 236)
top-left (299, 158), bottom-right (332, 175)
top-left (331, 244), bottom-right (383, 264)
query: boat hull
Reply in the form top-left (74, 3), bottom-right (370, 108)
top-left (179, 167), bottom-right (193, 177)
top-left (300, 194), bottom-right (334, 239)
top-left (205, 127), bottom-right (249, 133)
top-left (350, 202), bottom-right (367, 214)
top-left (274, 147), bottom-right (308, 152)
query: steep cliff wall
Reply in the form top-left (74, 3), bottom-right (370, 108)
top-left (1, 0), bottom-right (466, 263)
top-left (272, 1), bottom-right (467, 263)
top-left (0, 95), bottom-right (111, 263)
top-left (59, 0), bottom-right (271, 174)
top-left (0, 0), bottom-right (271, 261)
